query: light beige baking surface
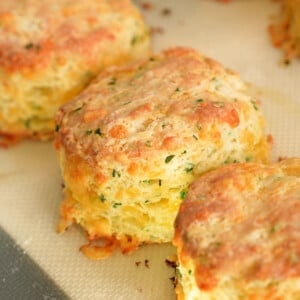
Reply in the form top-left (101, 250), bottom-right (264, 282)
top-left (0, 1), bottom-right (299, 299)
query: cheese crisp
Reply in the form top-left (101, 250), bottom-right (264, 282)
top-left (269, 0), bottom-right (300, 60)
top-left (54, 47), bottom-right (270, 259)
top-left (174, 158), bottom-right (300, 300)
top-left (0, 0), bottom-right (150, 144)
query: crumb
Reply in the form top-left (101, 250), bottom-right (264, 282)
top-left (169, 276), bottom-right (177, 287)
top-left (161, 8), bottom-right (171, 16)
top-left (144, 259), bottom-right (149, 268)
top-left (150, 26), bottom-right (164, 35)
top-left (140, 2), bottom-right (153, 11)
top-left (267, 134), bottom-right (273, 145)
top-left (135, 261), bottom-right (141, 267)
top-left (165, 253), bottom-right (178, 268)
top-left (165, 258), bottom-right (177, 268)
top-left (282, 58), bottom-right (291, 66)
top-left (278, 156), bottom-right (288, 162)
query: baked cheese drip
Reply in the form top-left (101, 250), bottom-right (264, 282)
top-left (55, 47), bottom-right (270, 258)
top-left (0, 0), bottom-right (150, 143)
top-left (174, 158), bottom-right (300, 300)
top-left (269, 0), bottom-right (300, 61)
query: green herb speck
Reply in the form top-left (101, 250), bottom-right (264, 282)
top-left (270, 224), bottom-right (280, 233)
top-left (24, 119), bottom-right (31, 129)
top-left (112, 169), bottom-right (121, 178)
top-left (192, 134), bottom-right (198, 141)
top-left (73, 106), bottom-right (83, 112)
top-left (145, 140), bottom-right (151, 147)
top-left (55, 124), bottom-right (60, 132)
top-left (175, 87), bottom-right (180, 92)
top-left (165, 155), bottom-right (175, 163)
top-left (196, 99), bottom-right (203, 103)
top-left (131, 35), bottom-right (138, 46)
top-left (112, 202), bottom-right (122, 208)
top-left (94, 128), bottom-right (102, 135)
top-left (85, 129), bottom-right (93, 135)
top-left (108, 77), bottom-right (116, 85)
top-left (251, 100), bottom-right (258, 111)
top-left (245, 156), bottom-right (253, 162)
top-left (185, 163), bottom-right (194, 173)
top-left (99, 194), bottom-right (106, 202)
top-left (158, 179), bottom-right (162, 186)
top-left (25, 43), bottom-right (34, 50)
top-left (180, 190), bottom-right (187, 200)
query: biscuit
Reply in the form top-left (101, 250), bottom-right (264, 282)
top-left (0, 0), bottom-right (150, 143)
top-left (269, 0), bottom-right (300, 61)
top-left (54, 47), bottom-right (270, 258)
top-left (174, 158), bottom-right (300, 300)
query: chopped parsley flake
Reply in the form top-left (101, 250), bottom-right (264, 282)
top-left (245, 156), bottom-right (253, 162)
top-left (165, 155), bottom-right (175, 163)
top-left (270, 224), bottom-right (280, 233)
top-left (24, 119), bottom-right (31, 129)
top-left (158, 179), bottom-right (162, 186)
top-left (192, 134), bottom-right (198, 140)
top-left (99, 194), bottom-right (106, 202)
top-left (180, 190), bottom-right (187, 200)
top-left (112, 202), bottom-right (122, 208)
top-left (73, 106), bottom-right (83, 112)
top-left (25, 43), bottom-right (34, 50)
top-left (112, 169), bottom-right (121, 178)
top-left (108, 77), bottom-right (116, 85)
top-left (175, 268), bottom-right (182, 280)
top-left (185, 163), bottom-right (194, 173)
top-left (94, 128), bottom-right (102, 135)
top-left (85, 129), bottom-right (93, 135)
top-left (142, 180), bottom-right (151, 184)
top-left (55, 124), bottom-right (60, 132)
top-left (131, 35), bottom-right (138, 45)
top-left (251, 100), bottom-right (259, 111)
top-left (175, 87), bottom-right (180, 92)
top-left (145, 140), bottom-right (151, 147)
top-left (196, 99), bottom-right (204, 103)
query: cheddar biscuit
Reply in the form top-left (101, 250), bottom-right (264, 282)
top-left (0, 0), bottom-right (150, 142)
top-left (54, 47), bottom-right (270, 258)
top-left (174, 158), bottom-right (300, 300)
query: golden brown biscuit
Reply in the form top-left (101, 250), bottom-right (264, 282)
top-left (174, 158), bottom-right (300, 300)
top-left (0, 0), bottom-right (150, 143)
top-left (54, 47), bottom-right (270, 258)
top-left (269, 0), bottom-right (300, 61)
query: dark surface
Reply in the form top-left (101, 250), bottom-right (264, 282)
top-left (0, 227), bottom-right (69, 300)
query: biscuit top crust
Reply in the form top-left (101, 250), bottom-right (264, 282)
top-left (0, 0), bottom-right (144, 73)
top-left (174, 158), bottom-right (300, 291)
top-left (55, 47), bottom-right (263, 164)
